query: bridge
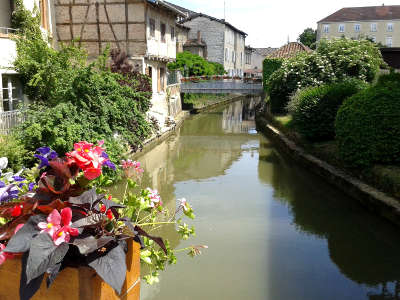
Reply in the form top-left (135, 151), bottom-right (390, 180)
top-left (180, 80), bottom-right (263, 95)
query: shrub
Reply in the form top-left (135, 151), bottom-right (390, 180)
top-left (335, 76), bottom-right (400, 167)
top-left (288, 79), bottom-right (368, 141)
top-left (267, 52), bottom-right (335, 113)
top-left (0, 134), bottom-right (30, 171)
top-left (376, 72), bottom-right (400, 86)
top-left (317, 38), bottom-right (384, 82)
top-left (13, 32), bottom-right (152, 164)
top-left (262, 58), bottom-right (283, 91)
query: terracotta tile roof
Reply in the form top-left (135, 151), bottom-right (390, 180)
top-left (268, 42), bottom-right (312, 59)
top-left (319, 5), bottom-right (400, 23)
top-left (255, 47), bottom-right (278, 57)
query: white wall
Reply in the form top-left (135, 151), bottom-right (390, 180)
top-left (146, 7), bottom-right (176, 59)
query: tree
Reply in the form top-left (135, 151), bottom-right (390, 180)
top-left (298, 28), bottom-right (317, 49)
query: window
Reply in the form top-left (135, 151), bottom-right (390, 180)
top-left (161, 23), bottom-right (166, 43)
top-left (1, 75), bottom-right (22, 112)
top-left (158, 68), bottom-right (165, 92)
top-left (225, 48), bottom-right (228, 61)
top-left (245, 53), bottom-right (251, 65)
top-left (232, 51), bottom-right (235, 63)
top-left (240, 52), bottom-right (243, 65)
top-left (338, 24), bottom-right (345, 33)
top-left (354, 24), bottom-right (361, 32)
top-left (371, 23), bottom-right (377, 32)
top-left (149, 19), bottom-right (155, 38)
top-left (386, 36), bottom-right (393, 47)
top-left (387, 23), bottom-right (393, 32)
top-left (170, 26), bottom-right (175, 40)
top-left (323, 24), bottom-right (329, 33)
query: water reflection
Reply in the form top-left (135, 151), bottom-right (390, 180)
top-left (258, 145), bottom-right (400, 299)
top-left (122, 96), bottom-right (400, 300)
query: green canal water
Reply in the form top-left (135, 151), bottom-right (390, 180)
top-left (127, 97), bottom-right (400, 300)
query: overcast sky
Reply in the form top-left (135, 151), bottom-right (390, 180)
top-left (169, 0), bottom-right (398, 48)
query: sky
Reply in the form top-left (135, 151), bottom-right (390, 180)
top-left (169, 0), bottom-right (398, 48)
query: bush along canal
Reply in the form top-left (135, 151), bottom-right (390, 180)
top-left (113, 97), bottom-right (400, 300)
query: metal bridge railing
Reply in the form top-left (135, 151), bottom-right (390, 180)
top-left (0, 27), bottom-right (18, 35)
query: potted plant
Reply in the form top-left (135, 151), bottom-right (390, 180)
top-left (0, 142), bottom-right (203, 300)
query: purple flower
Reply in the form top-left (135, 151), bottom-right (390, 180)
top-left (0, 181), bottom-right (5, 188)
top-left (12, 176), bottom-right (25, 182)
top-left (35, 147), bottom-right (58, 169)
top-left (0, 184), bottom-right (19, 203)
top-left (103, 160), bottom-right (116, 170)
top-left (28, 182), bottom-right (35, 192)
top-left (101, 152), bottom-right (109, 159)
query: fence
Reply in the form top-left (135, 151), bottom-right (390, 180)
top-left (0, 110), bottom-right (25, 135)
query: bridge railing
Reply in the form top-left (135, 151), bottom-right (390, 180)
top-left (181, 79), bottom-right (263, 95)
top-left (0, 110), bottom-right (25, 135)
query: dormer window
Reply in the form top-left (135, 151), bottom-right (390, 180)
top-left (371, 23), bottom-right (377, 32)
top-left (354, 24), bottom-right (361, 32)
top-left (323, 24), bottom-right (329, 33)
top-left (338, 24), bottom-right (345, 33)
top-left (387, 23), bottom-right (393, 32)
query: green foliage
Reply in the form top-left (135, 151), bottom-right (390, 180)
top-left (376, 72), bottom-right (400, 86)
top-left (335, 75), bottom-right (400, 167)
top-left (167, 51), bottom-right (225, 76)
top-left (317, 38), bottom-right (384, 82)
top-left (288, 79), bottom-right (368, 141)
top-left (267, 52), bottom-right (335, 113)
top-left (298, 28), bottom-right (317, 49)
top-left (0, 134), bottom-right (30, 171)
top-left (262, 58), bottom-right (283, 91)
top-left (13, 29), bottom-right (152, 164)
top-left (11, 0), bottom-right (41, 37)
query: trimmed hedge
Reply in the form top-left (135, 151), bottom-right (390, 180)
top-left (288, 79), bottom-right (368, 141)
top-left (263, 58), bottom-right (283, 91)
top-left (335, 75), bottom-right (400, 167)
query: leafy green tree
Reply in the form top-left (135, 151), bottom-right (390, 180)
top-left (168, 51), bottom-right (225, 76)
top-left (298, 28), bottom-right (317, 49)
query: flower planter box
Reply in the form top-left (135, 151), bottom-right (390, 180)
top-left (0, 241), bottom-right (140, 300)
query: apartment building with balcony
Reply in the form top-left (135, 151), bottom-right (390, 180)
top-left (317, 5), bottom-right (400, 47)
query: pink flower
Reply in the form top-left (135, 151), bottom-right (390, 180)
top-left (178, 198), bottom-right (189, 211)
top-left (147, 188), bottom-right (162, 207)
top-left (0, 244), bottom-right (14, 265)
top-left (38, 209), bottom-right (62, 237)
top-left (53, 208), bottom-right (79, 246)
top-left (38, 208), bottom-right (79, 246)
top-left (121, 160), bottom-right (144, 173)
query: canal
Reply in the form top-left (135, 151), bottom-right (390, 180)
top-left (129, 97), bottom-right (400, 300)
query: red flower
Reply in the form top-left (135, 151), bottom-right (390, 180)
top-left (11, 204), bottom-right (23, 217)
top-left (100, 204), bottom-right (113, 220)
top-left (66, 141), bottom-right (110, 180)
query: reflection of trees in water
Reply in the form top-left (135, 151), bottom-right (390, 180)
top-left (258, 148), bottom-right (400, 298)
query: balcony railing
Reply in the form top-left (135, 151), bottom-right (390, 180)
top-left (0, 27), bottom-right (18, 36)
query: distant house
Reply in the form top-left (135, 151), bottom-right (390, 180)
top-left (0, 0), bottom-right (54, 113)
top-left (179, 13), bottom-right (247, 77)
top-left (268, 42), bottom-right (312, 59)
top-left (183, 31), bottom-right (207, 59)
top-left (317, 5), bottom-right (400, 47)
top-left (244, 47), bottom-right (277, 78)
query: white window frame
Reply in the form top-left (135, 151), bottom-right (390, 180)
top-left (371, 23), bottom-right (377, 32)
top-left (338, 24), bottom-right (345, 33)
top-left (1, 75), bottom-right (23, 112)
top-left (354, 24), bottom-right (361, 32)
top-left (387, 23), bottom-right (393, 32)
top-left (323, 24), bottom-right (329, 33)
top-left (386, 36), bottom-right (393, 47)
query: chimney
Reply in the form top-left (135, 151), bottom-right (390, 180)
top-left (197, 31), bottom-right (201, 43)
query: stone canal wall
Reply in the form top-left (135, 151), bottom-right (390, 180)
top-left (256, 115), bottom-right (400, 227)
